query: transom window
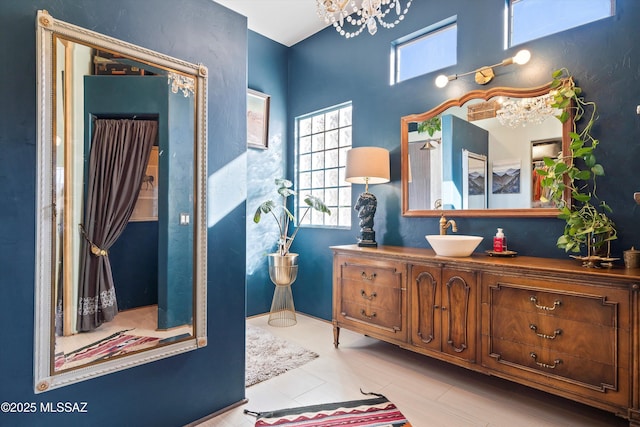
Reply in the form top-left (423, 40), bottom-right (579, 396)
top-left (392, 17), bottom-right (457, 84)
top-left (508, 0), bottom-right (615, 47)
top-left (295, 103), bottom-right (352, 228)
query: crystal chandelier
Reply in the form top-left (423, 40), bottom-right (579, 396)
top-left (167, 72), bottom-right (195, 97)
top-left (496, 94), bottom-right (559, 128)
top-left (316, 0), bottom-right (412, 38)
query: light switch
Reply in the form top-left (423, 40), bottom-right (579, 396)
top-left (180, 213), bottom-right (190, 225)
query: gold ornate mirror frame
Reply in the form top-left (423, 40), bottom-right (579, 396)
top-left (401, 83), bottom-right (572, 217)
top-left (34, 10), bottom-right (208, 393)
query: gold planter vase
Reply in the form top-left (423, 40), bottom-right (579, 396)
top-left (267, 253), bottom-right (299, 327)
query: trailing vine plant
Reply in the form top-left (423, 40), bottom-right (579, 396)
top-left (537, 68), bottom-right (616, 257)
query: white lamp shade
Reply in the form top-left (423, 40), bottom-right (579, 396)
top-left (345, 147), bottom-right (390, 184)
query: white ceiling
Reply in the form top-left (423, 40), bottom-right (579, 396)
top-left (214, 0), bottom-right (330, 47)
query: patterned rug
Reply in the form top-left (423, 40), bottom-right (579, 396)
top-left (55, 330), bottom-right (160, 370)
top-left (245, 391), bottom-right (412, 426)
top-left (246, 324), bottom-right (319, 387)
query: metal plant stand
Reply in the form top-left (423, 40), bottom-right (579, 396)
top-left (267, 253), bottom-right (298, 327)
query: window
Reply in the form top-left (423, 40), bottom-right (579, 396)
top-left (295, 103), bottom-right (352, 228)
top-left (509, 0), bottom-right (614, 47)
top-left (392, 18), bottom-right (457, 84)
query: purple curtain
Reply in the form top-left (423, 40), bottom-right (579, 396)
top-left (77, 119), bottom-right (158, 332)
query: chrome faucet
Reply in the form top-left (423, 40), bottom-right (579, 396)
top-left (439, 214), bottom-right (458, 235)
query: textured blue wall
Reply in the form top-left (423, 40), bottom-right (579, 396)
top-left (0, 1), bottom-right (247, 425)
top-left (246, 32), bottom-right (290, 316)
top-left (287, 0), bottom-right (640, 320)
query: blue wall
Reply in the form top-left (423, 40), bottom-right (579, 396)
top-left (284, 0), bottom-right (640, 320)
top-left (246, 32), bottom-right (290, 316)
top-left (0, 1), bottom-right (247, 425)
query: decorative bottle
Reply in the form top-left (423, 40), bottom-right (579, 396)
top-left (493, 228), bottom-right (506, 252)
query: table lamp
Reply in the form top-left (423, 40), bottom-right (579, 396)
top-left (345, 147), bottom-right (390, 247)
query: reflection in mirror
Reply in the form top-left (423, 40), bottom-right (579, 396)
top-left (401, 84), bottom-right (571, 217)
top-left (35, 10), bottom-right (207, 392)
top-left (462, 150), bottom-right (487, 209)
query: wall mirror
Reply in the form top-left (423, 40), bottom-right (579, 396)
top-left (401, 84), bottom-right (571, 217)
top-left (35, 10), bottom-right (208, 392)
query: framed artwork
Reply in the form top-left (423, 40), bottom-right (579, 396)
top-left (130, 146), bottom-right (159, 221)
top-left (247, 89), bottom-right (270, 149)
top-left (492, 159), bottom-right (521, 194)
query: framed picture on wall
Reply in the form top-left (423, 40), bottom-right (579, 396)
top-left (130, 146), bottom-right (159, 221)
top-left (247, 89), bottom-right (270, 149)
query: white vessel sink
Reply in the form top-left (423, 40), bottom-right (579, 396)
top-left (425, 235), bottom-right (483, 257)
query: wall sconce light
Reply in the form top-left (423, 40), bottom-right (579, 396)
top-left (435, 49), bottom-right (531, 88)
top-left (345, 147), bottom-right (390, 247)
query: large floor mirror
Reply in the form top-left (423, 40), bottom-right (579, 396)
top-left (401, 84), bottom-right (571, 217)
top-left (34, 10), bottom-right (208, 392)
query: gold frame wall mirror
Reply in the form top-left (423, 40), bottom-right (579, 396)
top-left (35, 10), bottom-right (208, 393)
top-left (401, 84), bottom-right (572, 217)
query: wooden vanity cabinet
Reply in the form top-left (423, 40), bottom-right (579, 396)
top-left (331, 245), bottom-right (640, 426)
top-left (410, 263), bottom-right (477, 363)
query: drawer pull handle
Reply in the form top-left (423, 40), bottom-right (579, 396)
top-left (529, 324), bottom-right (562, 340)
top-left (530, 352), bottom-right (562, 369)
top-left (360, 309), bottom-right (377, 320)
top-left (361, 272), bottom-right (377, 281)
top-left (360, 290), bottom-right (377, 300)
top-left (530, 296), bottom-right (561, 311)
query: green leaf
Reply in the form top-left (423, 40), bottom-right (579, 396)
top-left (552, 69), bottom-right (564, 78)
top-left (591, 164), bottom-right (605, 176)
top-left (584, 154), bottom-right (596, 168)
top-left (254, 200), bottom-right (276, 223)
top-left (275, 178), bottom-right (293, 188)
top-left (304, 195), bottom-right (331, 215)
top-left (574, 170), bottom-right (591, 180)
top-left (278, 187), bottom-right (295, 198)
top-left (573, 193), bottom-right (591, 202)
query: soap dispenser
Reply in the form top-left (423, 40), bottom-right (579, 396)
top-left (493, 228), bottom-right (506, 252)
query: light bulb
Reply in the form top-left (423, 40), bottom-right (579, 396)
top-left (513, 49), bottom-right (531, 65)
top-left (435, 74), bottom-right (450, 88)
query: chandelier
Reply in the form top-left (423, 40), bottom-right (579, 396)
top-left (167, 72), bottom-right (194, 97)
top-left (316, 0), bottom-right (412, 38)
top-left (496, 94), bottom-right (559, 128)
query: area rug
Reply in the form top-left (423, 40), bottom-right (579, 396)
top-left (246, 324), bottom-right (319, 387)
top-left (55, 330), bottom-right (160, 370)
top-left (245, 391), bottom-right (412, 426)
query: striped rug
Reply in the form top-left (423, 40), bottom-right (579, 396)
top-left (246, 392), bottom-right (411, 427)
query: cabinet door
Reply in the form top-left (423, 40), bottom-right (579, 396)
top-left (441, 268), bottom-right (477, 361)
top-left (410, 264), bottom-right (441, 352)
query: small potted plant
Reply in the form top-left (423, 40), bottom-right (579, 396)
top-left (537, 69), bottom-right (617, 265)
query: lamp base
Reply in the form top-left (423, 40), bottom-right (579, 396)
top-left (357, 228), bottom-right (377, 247)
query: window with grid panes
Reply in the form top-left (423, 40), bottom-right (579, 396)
top-left (296, 103), bottom-right (352, 229)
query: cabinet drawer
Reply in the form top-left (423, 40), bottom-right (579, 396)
top-left (340, 262), bottom-right (403, 288)
top-left (489, 338), bottom-right (616, 391)
top-left (341, 277), bottom-right (401, 311)
top-left (338, 300), bottom-right (402, 333)
top-left (490, 306), bottom-right (615, 365)
top-left (486, 277), bottom-right (617, 326)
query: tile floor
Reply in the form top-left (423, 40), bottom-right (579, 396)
top-left (195, 313), bottom-right (627, 427)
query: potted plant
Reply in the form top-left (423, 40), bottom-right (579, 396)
top-left (537, 69), bottom-right (617, 265)
top-left (253, 178), bottom-right (331, 326)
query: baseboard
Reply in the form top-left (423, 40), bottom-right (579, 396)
top-left (184, 398), bottom-right (248, 426)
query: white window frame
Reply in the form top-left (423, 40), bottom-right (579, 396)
top-left (294, 102), bottom-right (353, 229)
